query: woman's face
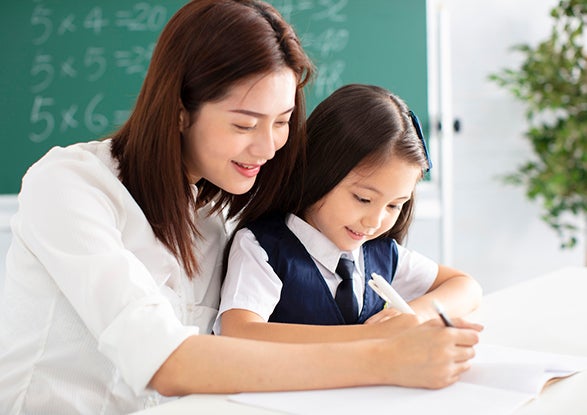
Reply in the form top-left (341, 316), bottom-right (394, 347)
top-left (181, 68), bottom-right (297, 195)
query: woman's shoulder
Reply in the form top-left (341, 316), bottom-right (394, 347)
top-left (17, 139), bottom-right (131, 218)
top-left (30, 139), bottom-right (114, 170)
top-left (22, 140), bottom-right (119, 190)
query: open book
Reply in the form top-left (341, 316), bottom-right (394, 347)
top-left (229, 344), bottom-right (587, 415)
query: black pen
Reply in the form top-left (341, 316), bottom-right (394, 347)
top-left (432, 300), bottom-right (454, 327)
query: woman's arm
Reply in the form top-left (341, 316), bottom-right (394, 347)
top-left (150, 318), bottom-right (481, 395)
top-left (408, 265), bottom-right (483, 321)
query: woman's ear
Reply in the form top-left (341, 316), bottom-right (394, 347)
top-left (179, 98), bottom-right (191, 133)
top-left (179, 108), bottom-right (188, 133)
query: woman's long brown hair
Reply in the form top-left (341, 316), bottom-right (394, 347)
top-left (111, 0), bottom-right (313, 277)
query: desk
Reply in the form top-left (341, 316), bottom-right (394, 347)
top-left (132, 266), bottom-right (587, 415)
top-left (468, 266), bottom-right (587, 415)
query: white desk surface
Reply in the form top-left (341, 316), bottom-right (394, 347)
top-left (133, 266), bottom-right (587, 415)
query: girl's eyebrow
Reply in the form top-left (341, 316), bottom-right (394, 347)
top-left (355, 184), bottom-right (411, 201)
top-left (229, 106), bottom-right (295, 118)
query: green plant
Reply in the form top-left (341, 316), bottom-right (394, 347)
top-left (489, 0), bottom-right (587, 249)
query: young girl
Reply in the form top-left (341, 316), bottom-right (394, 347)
top-left (217, 84), bottom-right (482, 341)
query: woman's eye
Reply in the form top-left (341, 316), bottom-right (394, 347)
top-left (274, 120), bottom-right (289, 127)
top-left (234, 124), bottom-right (256, 131)
top-left (388, 204), bottom-right (402, 211)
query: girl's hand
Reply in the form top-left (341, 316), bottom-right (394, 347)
top-left (363, 307), bottom-right (403, 324)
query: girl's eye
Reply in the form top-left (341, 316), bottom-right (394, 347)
top-left (353, 194), bottom-right (370, 204)
top-left (388, 204), bottom-right (402, 211)
top-left (274, 120), bottom-right (289, 128)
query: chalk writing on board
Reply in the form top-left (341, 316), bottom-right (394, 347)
top-left (28, 2), bottom-right (168, 144)
top-left (272, 0), bottom-right (349, 100)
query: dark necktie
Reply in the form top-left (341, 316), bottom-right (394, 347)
top-left (335, 257), bottom-right (358, 324)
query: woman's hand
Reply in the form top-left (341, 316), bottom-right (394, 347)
top-left (374, 317), bottom-right (483, 389)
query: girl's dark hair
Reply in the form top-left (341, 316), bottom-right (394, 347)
top-left (280, 83), bottom-right (430, 244)
top-left (111, 0), bottom-right (313, 277)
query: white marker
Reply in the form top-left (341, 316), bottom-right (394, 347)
top-left (368, 272), bottom-right (416, 314)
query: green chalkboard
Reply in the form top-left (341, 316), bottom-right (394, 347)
top-left (270, 0), bottom-right (428, 115)
top-left (0, 1), bottom-right (427, 194)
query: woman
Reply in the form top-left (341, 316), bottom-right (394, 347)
top-left (0, 1), bottom-right (480, 414)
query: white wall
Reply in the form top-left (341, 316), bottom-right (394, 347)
top-left (0, 196), bottom-right (17, 291)
top-left (409, 0), bottom-right (585, 293)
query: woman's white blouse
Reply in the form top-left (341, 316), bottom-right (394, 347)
top-left (0, 140), bottom-right (229, 414)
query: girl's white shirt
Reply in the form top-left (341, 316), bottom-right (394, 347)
top-left (215, 213), bottom-right (437, 334)
top-left (0, 140), bottom-right (229, 414)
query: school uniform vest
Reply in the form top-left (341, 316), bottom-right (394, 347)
top-left (247, 215), bottom-right (399, 325)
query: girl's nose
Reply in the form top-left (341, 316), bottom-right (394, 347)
top-left (362, 208), bottom-right (385, 230)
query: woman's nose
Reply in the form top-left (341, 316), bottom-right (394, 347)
top-left (250, 126), bottom-right (277, 160)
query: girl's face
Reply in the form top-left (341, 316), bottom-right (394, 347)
top-left (304, 158), bottom-right (421, 251)
top-left (181, 68), bottom-right (297, 194)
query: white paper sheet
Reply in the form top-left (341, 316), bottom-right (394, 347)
top-left (229, 344), bottom-right (587, 415)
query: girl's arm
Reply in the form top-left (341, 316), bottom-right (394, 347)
top-left (150, 318), bottom-right (481, 395)
top-left (219, 228), bottom-right (420, 343)
top-left (408, 265), bottom-right (483, 321)
top-left (220, 308), bottom-right (419, 343)
top-left (219, 229), bottom-right (480, 342)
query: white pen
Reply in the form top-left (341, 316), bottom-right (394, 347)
top-left (368, 272), bottom-right (416, 314)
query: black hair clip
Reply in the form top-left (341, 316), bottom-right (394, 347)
top-left (408, 110), bottom-right (432, 172)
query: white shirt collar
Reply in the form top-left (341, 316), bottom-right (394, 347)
top-left (285, 213), bottom-right (361, 274)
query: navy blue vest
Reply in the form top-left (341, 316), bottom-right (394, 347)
top-left (247, 215), bottom-right (399, 325)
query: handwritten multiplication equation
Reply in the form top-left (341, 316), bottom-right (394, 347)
top-left (28, 1), bottom-right (173, 143)
top-left (272, 0), bottom-right (350, 99)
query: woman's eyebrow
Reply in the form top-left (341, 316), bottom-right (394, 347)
top-left (229, 106), bottom-right (295, 118)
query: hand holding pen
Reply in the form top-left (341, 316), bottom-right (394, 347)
top-left (369, 272), bottom-right (469, 329)
top-left (432, 299), bottom-right (454, 327)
